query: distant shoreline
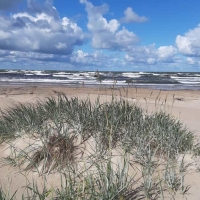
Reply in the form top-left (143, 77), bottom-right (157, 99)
top-left (0, 81), bottom-right (200, 91)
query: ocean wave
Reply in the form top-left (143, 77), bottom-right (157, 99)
top-left (122, 73), bottom-right (141, 78)
top-left (0, 70), bottom-right (199, 89)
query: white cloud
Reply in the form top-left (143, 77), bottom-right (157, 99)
top-left (0, 45), bottom-right (184, 71)
top-left (0, 0), bottom-right (192, 71)
top-left (157, 46), bottom-right (177, 62)
top-left (70, 50), bottom-right (89, 63)
top-left (186, 57), bottom-right (200, 66)
top-left (120, 7), bottom-right (148, 23)
top-left (124, 45), bottom-right (177, 65)
top-left (80, 0), bottom-right (139, 50)
top-left (0, 9), bottom-right (86, 55)
top-left (70, 50), bottom-right (125, 70)
top-left (0, 47), bottom-right (108, 70)
top-left (69, 45), bottom-right (179, 71)
top-left (70, 50), bottom-right (106, 66)
top-left (0, 33), bottom-right (178, 70)
top-left (187, 57), bottom-right (195, 64)
top-left (176, 24), bottom-right (200, 57)
top-left (91, 26), bottom-right (139, 50)
top-left (114, 27), bottom-right (139, 49)
top-left (147, 58), bottom-right (156, 65)
top-left (0, 49), bottom-right (78, 71)
top-left (81, 0), bottom-right (119, 33)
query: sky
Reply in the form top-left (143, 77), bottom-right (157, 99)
top-left (0, 0), bottom-right (200, 71)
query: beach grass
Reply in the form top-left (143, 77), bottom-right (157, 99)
top-left (0, 93), bottom-right (199, 199)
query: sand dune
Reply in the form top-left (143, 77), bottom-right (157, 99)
top-left (0, 85), bottom-right (200, 199)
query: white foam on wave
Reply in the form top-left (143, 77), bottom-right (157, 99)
top-left (88, 71), bottom-right (96, 75)
top-left (70, 75), bottom-right (86, 80)
top-left (101, 80), bottom-right (127, 85)
top-left (1, 71), bottom-right (200, 87)
top-left (79, 73), bottom-right (97, 79)
top-left (25, 74), bottom-right (34, 76)
top-left (53, 72), bottom-right (69, 75)
top-left (88, 71), bottom-right (104, 76)
top-left (0, 78), bottom-right (79, 84)
top-left (139, 72), bottom-right (150, 75)
top-left (0, 77), bottom-right (98, 85)
top-left (171, 76), bottom-right (200, 84)
top-left (3, 70), bottom-right (18, 73)
top-left (53, 73), bottom-right (97, 80)
top-left (171, 76), bottom-right (200, 79)
top-left (53, 74), bottom-right (69, 78)
top-left (178, 81), bottom-right (200, 84)
top-left (122, 73), bottom-right (141, 78)
top-left (28, 71), bottom-right (50, 76)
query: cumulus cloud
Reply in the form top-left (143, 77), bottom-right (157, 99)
top-left (124, 45), bottom-right (177, 65)
top-left (157, 46), bottom-right (177, 62)
top-left (120, 7), bottom-right (148, 23)
top-left (0, 49), bottom-right (77, 71)
top-left (70, 45), bottom-right (178, 71)
top-left (176, 24), bottom-right (200, 57)
top-left (91, 27), bottom-right (139, 50)
top-left (186, 57), bottom-right (200, 66)
top-left (80, 0), bottom-right (139, 50)
top-left (70, 49), bottom-right (124, 70)
top-left (70, 50), bottom-right (89, 64)
top-left (0, 0), bottom-right (22, 10)
top-left (0, 49), bottom-right (118, 68)
top-left (0, 2), bottom-right (86, 55)
top-left (0, 0), bottom-right (185, 71)
top-left (70, 50), bottom-right (108, 67)
top-left (0, 45), bottom-right (180, 71)
top-left (0, 49), bottom-right (69, 63)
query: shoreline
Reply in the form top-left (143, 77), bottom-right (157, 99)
top-left (1, 81), bottom-right (200, 91)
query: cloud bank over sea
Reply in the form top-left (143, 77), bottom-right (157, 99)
top-left (0, 0), bottom-right (200, 71)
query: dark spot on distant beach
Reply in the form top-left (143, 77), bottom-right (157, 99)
top-left (53, 90), bottom-right (59, 94)
top-left (175, 98), bottom-right (184, 101)
top-left (109, 87), bottom-right (118, 90)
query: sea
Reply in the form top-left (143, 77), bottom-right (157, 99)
top-left (0, 70), bottom-right (200, 90)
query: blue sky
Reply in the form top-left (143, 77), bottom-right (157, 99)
top-left (0, 0), bottom-right (200, 71)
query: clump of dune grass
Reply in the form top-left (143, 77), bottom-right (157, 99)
top-left (25, 133), bottom-right (85, 172)
top-left (0, 93), bottom-right (199, 199)
top-left (19, 155), bottom-right (152, 200)
top-left (0, 94), bottom-right (196, 156)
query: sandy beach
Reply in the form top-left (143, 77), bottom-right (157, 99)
top-left (0, 85), bottom-right (200, 199)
